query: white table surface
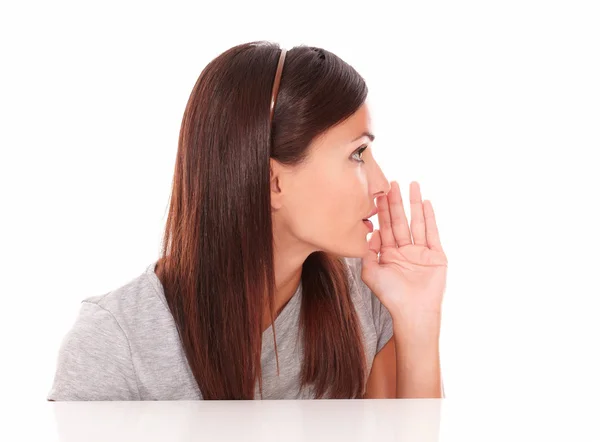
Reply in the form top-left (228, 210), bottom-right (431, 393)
top-left (7, 399), bottom-right (600, 441)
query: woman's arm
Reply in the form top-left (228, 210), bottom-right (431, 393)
top-left (392, 323), bottom-right (444, 398)
top-left (364, 331), bottom-right (445, 398)
top-left (363, 338), bottom-right (397, 398)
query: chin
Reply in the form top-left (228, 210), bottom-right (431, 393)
top-left (337, 235), bottom-right (371, 259)
top-left (315, 225), bottom-right (370, 258)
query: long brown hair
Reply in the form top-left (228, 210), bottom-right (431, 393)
top-left (157, 41), bottom-right (368, 399)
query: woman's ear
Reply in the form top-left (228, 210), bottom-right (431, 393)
top-left (270, 158), bottom-right (284, 210)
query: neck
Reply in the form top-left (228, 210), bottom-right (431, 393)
top-left (262, 222), bottom-right (317, 332)
top-left (262, 269), bottom-right (302, 333)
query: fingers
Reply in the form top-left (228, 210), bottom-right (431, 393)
top-left (368, 229), bottom-right (381, 254)
top-left (387, 181), bottom-right (412, 247)
top-left (423, 200), bottom-right (444, 253)
top-left (362, 229), bottom-right (382, 268)
top-left (409, 181), bottom-right (427, 247)
top-left (380, 180), bottom-right (444, 252)
top-left (376, 193), bottom-right (397, 248)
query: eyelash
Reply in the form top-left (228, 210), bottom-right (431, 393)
top-left (351, 145), bottom-right (368, 163)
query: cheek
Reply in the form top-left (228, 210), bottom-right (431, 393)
top-left (286, 167), bottom-right (366, 238)
top-left (306, 187), bottom-right (363, 236)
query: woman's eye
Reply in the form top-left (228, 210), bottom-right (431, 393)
top-left (351, 145), bottom-right (368, 163)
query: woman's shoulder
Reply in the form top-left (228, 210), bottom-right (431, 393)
top-left (72, 261), bottom-right (177, 359)
top-left (84, 262), bottom-right (168, 314)
top-left (72, 262), bottom-right (174, 345)
top-left (47, 262), bottom-right (181, 401)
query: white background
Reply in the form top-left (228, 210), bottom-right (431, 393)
top-left (1, 0), bottom-right (599, 412)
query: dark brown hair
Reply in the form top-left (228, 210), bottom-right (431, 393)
top-left (157, 41), bottom-right (369, 399)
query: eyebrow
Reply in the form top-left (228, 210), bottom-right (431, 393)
top-left (351, 131), bottom-right (375, 143)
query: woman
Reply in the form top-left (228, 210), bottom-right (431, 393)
top-left (47, 41), bottom-right (447, 401)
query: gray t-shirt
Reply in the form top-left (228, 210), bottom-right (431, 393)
top-left (47, 257), bottom-right (394, 400)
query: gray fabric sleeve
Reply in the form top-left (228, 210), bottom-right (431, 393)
top-left (371, 290), bottom-right (395, 353)
top-left (346, 257), bottom-right (395, 354)
top-left (47, 301), bottom-right (141, 401)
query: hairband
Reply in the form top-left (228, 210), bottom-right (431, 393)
top-left (269, 48), bottom-right (287, 123)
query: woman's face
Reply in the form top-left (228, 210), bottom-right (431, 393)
top-left (270, 101), bottom-right (390, 258)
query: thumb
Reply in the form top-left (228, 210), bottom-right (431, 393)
top-left (362, 229), bottom-right (381, 270)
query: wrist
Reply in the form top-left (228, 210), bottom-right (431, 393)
top-left (391, 310), bottom-right (441, 343)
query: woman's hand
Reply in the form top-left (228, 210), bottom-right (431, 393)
top-left (361, 181), bottom-right (448, 323)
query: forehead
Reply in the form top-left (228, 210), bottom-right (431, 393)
top-left (312, 102), bottom-right (373, 151)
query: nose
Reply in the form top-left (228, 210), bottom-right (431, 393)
top-left (367, 151), bottom-right (391, 198)
top-left (371, 176), bottom-right (391, 199)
